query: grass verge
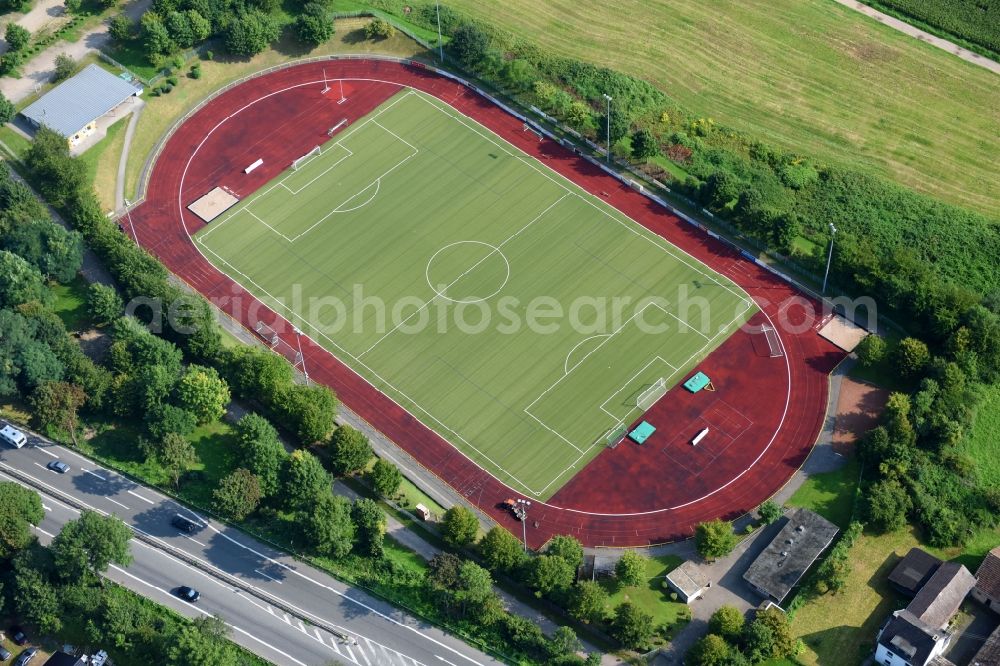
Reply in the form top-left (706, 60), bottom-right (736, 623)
top-left (599, 554), bottom-right (688, 633)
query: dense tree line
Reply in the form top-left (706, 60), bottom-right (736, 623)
top-left (687, 606), bottom-right (800, 666)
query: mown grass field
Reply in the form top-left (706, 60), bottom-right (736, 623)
top-left (600, 554), bottom-right (687, 630)
top-left (959, 382), bottom-right (1000, 490)
top-left (442, 0), bottom-right (1000, 216)
top-left (196, 88), bottom-right (753, 498)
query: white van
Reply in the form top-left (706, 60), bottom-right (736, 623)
top-left (0, 424), bottom-right (27, 449)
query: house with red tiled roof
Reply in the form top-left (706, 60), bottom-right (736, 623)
top-left (972, 545), bottom-right (1000, 614)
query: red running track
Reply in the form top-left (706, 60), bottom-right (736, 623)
top-left (130, 59), bottom-right (845, 548)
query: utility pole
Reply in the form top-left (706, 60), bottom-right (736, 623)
top-left (602, 93), bottom-right (613, 163)
top-left (822, 223), bottom-right (837, 295)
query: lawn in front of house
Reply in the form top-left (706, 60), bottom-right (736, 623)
top-left (599, 554), bottom-right (688, 630)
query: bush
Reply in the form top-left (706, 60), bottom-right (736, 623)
top-left (108, 14), bottom-right (132, 42)
top-left (615, 550), bottom-right (646, 587)
top-left (52, 54), bottom-right (77, 82)
top-left (295, 2), bottom-right (334, 45)
top-left (166, 75), bottom-right (178, 86)
top-left (5, 24), bottom-right (30, 53)
top-left (441, 505), bottom-right (479, 548)
top-left (364, 17), bottom-right (395, 40)
top-left (695, 519), bottom-right (738, 560)
top-left (708, 605), bottom-right (745, 641)
top-left (856, 334), bottom-right (888, 367)
top-left (611, 601), bottom-right (654, 650)
top-left (189, 66), bottom-right (201, 79)
top-left (757, 500), bottom-right (783, 524)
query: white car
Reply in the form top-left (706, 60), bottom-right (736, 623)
top-left (0, 425), bottom-right (27, 449)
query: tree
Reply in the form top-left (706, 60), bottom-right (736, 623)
top-left (367, 458), bottom-right (402, 498)
top-left (450, 23), bottom-right (489, 67)
top-left (549, 625), bottom-right (583, 659)
top-left (441, 505), bottom-right (479, 548)
top-left (176, 364), bottom-right (230, 423)
top-left (13, 564), bottom-right (62, 634)
top-left (2, 218), bottom-right (83, 284)
top-left (87, 283), bottom-right (124, 325)
top-left (0, 482), bottom-right (44, 557)
top-left (708, 605), bottom-right (745, 641)
top-left (305, 494), bottom-right (354, 558)
top-left (108, 13), bottom-right (133, 42)
top-left (352, 497), bottom-right (385, 558)
top-left (167, 615), bottom-right (239, 666)
top-left (153, 432), bottom-right (199, 487)
top-left (896, 337), bottom-right (930, 377)
top-left (364, 17), bottom-right (394, 39)
top-left (687, 634), bottom-right (731, 666)
top-left (52, 510), bottom-right (133, 580)
top-left (53, 53), bottom-right (77, 82)
top-left (0, 250), bottom-right (47, 307)
top-left (547, 534), bottom-right (584, 570)
top-left (328, 424), bottom-right (372, 475)
top-left (186, 9), bottom-right (211, 43)
top-left (856, 334), bottom-right (887, 368)
top-left (743, 607), bottom-right (795, 662)
top-left (224, 10), bottom-right (279, 57)
top-left (611, 601), bottom-right (654, 650)
top-left (31, 381), bottom-right (85, 445)
top-left (234, 413), bottom-right (285, 497)
top-left (295, 2), bottom-right (334, 45)
top-left (569, 579), bottom-right (609, 624)
top-left (4, 24), bottom-right (30, 52)
top-left (615, 550), bottom-right (646, 588)
top-left (281, 449), bottom-right (330, 511)
top-left (452, 560), bottom-right (504, 624)
top-left (279, 383), bottom-right (337, 444)
top-left (212, 468), bottom-right (261, 521)
top-left (0, 90), bottom-right (14, 124)
top-left (526, 554), bottom-right (575, 598)
top-left (165, 10), bottom-right (194, 47)
top-left (757, 500), bottom-right (783, 524)
top-left (695, 519), bottom-right (738, 560)
top-left (24, 127), bottom-right (87, 207)
top-left (141, 12), bottom-right (174, 56)
top-left (864, 477), bottom-right (911, 533)
top-left (631, 128), bottom-right (658, 160)
top-left (480, 527), bottom-right (524, 573)
top-left (144, 403), bottom-right (197, 440)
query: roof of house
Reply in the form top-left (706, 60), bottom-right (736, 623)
top-left (21, 64), bottom-right (141, 137)
top-left (878, 610), bottom-right (944, 666)
top-left (42, 652), bottom-right (84, 666)
top-left (971, 623), bottom-right (1000, 666)
top-left (889, 548), bottom-right (943, 595)
top-left (742, 508), bottom-right (839, 602)
top-left (974, 545), bottom-right (1000, 602)
top-left (907, 561), bottom-right (976, 629)
top-left (666, 560), bottom-right (710, 597)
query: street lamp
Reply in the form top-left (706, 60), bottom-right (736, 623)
top-left (123, 199), bottom-right (138, 246)
top-left (292, 326), bottom-right (309, 385)
top-left (822, 223), bottom-right (837, 295)
top-left (435, 1), bottom-right (444, 63)
top-left (602, 94), bottom-right (612, 163)
top-left (516, 499), bottom-right (531, 551)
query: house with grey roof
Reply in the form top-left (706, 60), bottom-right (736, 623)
top-left (888, 548), bottom-right (942, 597)
top-left (20, 64), bottom-right (141, 149)
top-left (971, 623), bottom-right (1000, 666)
top-left (874, 561), bottom-right (977, 666)
top-left (665, 560), bottom-right (710, 604)
top-left (742, 508), bottom-right (839, 604)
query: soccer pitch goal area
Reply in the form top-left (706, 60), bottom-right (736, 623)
top-left (194, 89), bottom-right (756, 499)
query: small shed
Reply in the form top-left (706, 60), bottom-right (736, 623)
top-left (414, 503), bottom-right (432, 521)
top-left (665, 560), bottom-right (710, 604)
top-left (888, 547), bottom-right (942, 597)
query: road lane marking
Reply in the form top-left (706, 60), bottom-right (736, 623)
top-left (42, 504), bottom-right (51, 512)
top-left (180, 534), bottom-right (207, 547)
top-left (314, 628), bottom-right (322, 641)
top-left (106, 497), bottom-right (129, 510)
top-left (254, 568), bottom-right (282, 584)
top-left (436, 657), bottom-right (460, 666)
top-left (35, 526), bottom-right (55, 538)
top-left (344, 644), bottom-right (356, 663)
top-left (83, 468), bottom-right (106, 480)
top-left (230, 625), bottom-right (309, 666)
top-left (34, 447), bottom-right (58, 458)
top-left (127, 490), bottom-right (155, 504)
top-left (298, 620), bottom-right (307, 633)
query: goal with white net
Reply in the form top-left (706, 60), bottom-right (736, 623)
top-left (636, 378), bottom-right (667, 412)
top-left (291, 145), bottom-right (321, 170)
top-left (757, 325), bottom-right (783, 357)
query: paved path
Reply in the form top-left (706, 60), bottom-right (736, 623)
top-left (116, 97), bottom-right (143, 208)
top-left (832, 0), bottom-right (1000, 75)
top-left (0, 0), bottom-right (64, 54)
top-left (0, 0), bottom-right (151, 104)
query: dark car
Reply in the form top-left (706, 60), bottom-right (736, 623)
top-left (13, 647), bottom-right (37, 666)
top-left (175, 586), bottom-right (200, 602)
top-left (172, 514), bottom-right (199, 533)
top-left (0, 646), bottom-right (11, 661)
top-left (46, 460), bottom-right (70, 474)
top-left (8, 627), bottom-right (26, 645)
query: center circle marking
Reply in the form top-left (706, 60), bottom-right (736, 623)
top-left (425, 240), bottom-right (511, 304)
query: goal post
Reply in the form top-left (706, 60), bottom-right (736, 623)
top-left (292, 145), bottom-right (321, 170)
top-left (636, 378), bottom-right (667, 411)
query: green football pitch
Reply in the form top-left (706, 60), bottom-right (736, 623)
top-left (194, 89), bottom-right (755, 499)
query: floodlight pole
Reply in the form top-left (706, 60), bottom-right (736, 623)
top-left (602, 94), bottom-right (612, 163)
top-left (293, 326), bottom-right (309, 385)
top-left (123, 199), bottom-right (138, 246)
top-left (435, 1), bottom-right (444, 63)
top-left (822, 223), bottom-right (837, 295)
top-left (517, 499), bottom-right (531, 551)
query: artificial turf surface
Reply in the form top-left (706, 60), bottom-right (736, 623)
top-left (195, 89), bottom-right (754, 498)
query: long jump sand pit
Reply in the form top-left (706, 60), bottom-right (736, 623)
top-left (187, 186), bottom-right (239, 223)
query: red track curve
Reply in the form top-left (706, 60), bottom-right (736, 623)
top-left (130, 59), bottom-right (845, 548)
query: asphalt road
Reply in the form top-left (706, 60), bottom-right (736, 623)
top-left (0, 432), bottom-right (505, 666)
